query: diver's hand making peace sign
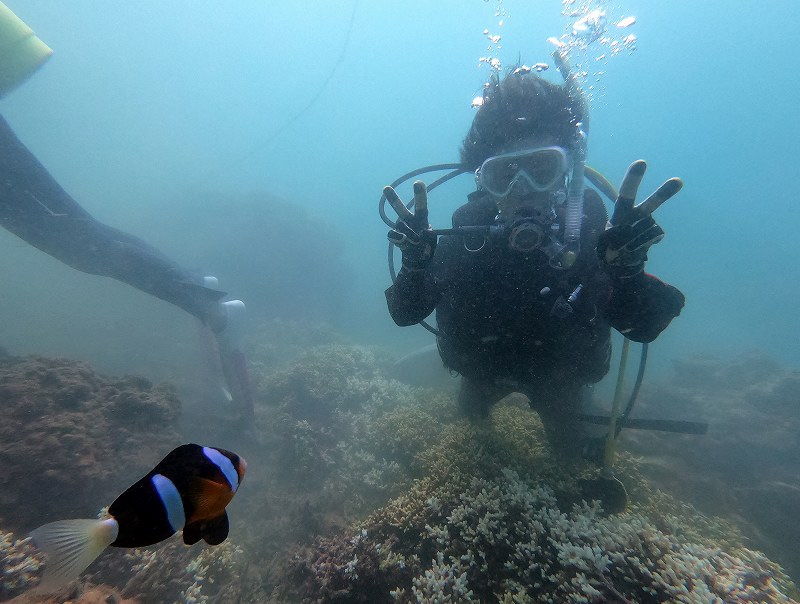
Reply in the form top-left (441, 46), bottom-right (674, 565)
top-left (384, 180), bottom-right (438, 271)
top-left (597, 160), bottom-right (683, 280)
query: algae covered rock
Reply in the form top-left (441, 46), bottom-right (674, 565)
top-left (0, 355), bottom-right (181, 530)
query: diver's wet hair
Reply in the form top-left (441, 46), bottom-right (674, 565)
top-left (460, 71), bottom-right (582, 170)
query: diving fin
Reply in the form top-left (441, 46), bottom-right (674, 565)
top-left (581, 471), bottom-right (628, 515)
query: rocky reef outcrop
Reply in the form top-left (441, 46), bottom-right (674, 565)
top-left (0, 354), bottom-right (181, 531)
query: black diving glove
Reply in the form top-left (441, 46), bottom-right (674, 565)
top-left (384, 180), bottom-right (437, 271)
top-left (597, 160), bottom-right (683, 280)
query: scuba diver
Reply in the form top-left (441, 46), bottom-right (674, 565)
top-left (382, 56), bottom-right (685, 461)
top-left (0, 2), bottom-right (254, 419)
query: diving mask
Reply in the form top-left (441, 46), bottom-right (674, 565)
top-left (476, 146), bottom-right (569, 198)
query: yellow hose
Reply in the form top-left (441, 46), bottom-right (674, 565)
top-left (0, 2), bottom-right (52, 99)
top-left (585, 164), bottom-right (619, 202)
top-left (602, 337), bottom-right (630, 473)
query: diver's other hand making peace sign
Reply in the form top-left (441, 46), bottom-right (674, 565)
top-left (384, 180), bottom-right (438, 271)
top-left (597, 160), bottom-right (683, 280)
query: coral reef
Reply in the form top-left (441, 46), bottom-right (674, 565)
top-left (275, 397), bottom-right (798, 603)
top-left (399, 470), bottom-right (793, 603)
top-left (87, 539), bottom-right (253, 604)
top-left (259, 344), bottom-right (398, 418)
top-left (5, 342), bottom-right (796, 602)
top-left (228, 343), bottom-right (458, 594)
top-left (0, 529), bottom-right (43, 601)
top-left (252, 344), bottom-right (454, 504)
top-left (623, 352), bottom-right (800, 581)
top-left (0, 533), bottom-right (254, 604)
top-left (0, 354), bottom-right (262, 602)
top-left (246, 318), bottom-right (341, 382)
top-left (0, 355), bottom-right (182, 531)
top-left (6, 584), bottom-right (140, 604)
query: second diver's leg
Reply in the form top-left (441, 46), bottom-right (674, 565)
top-left (0, 115), bottom-right (253, 418)
top-left (525, 384), bottom-right (604, 462)
top-left (457, 376), bottom-right (514, 419)
top-left (0, 114), bottom-right (225, 326)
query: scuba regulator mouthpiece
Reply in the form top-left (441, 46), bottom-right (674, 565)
top-left (506, 219), bottom-right (548, 253)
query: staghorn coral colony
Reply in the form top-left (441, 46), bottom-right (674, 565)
top-left (261, 345), bottom-right (798, 603)
top-left (247, 346), bottom-right (794, 602)
top-left (0, 530), bottom-right (43, 600)
top-left (0, 526), bottom-right (253, 603)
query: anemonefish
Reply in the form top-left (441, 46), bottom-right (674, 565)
top-left (30, 443), bottom-right (246, 591)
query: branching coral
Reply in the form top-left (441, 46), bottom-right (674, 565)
top-left (0, 528), bottom-right (44, 600)
top-left (277, 397), bottom-right (797, 603)
top-left (260, 345), bottom-right (395, 418)
top-left (178, 540), bottom-right (247, 604)
top-left (81, 537), bottom-right (250, 604)
top-left (252, 344), bottom-right (455, 515)
top-left (625, 352), bottom-right (800, 579)
top-left (284, 467), bottom-right (797, 603)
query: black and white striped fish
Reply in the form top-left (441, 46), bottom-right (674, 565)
top-left (30, 443), bottom-right (246, 591)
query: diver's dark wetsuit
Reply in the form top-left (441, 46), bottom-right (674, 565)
top-left (386, 188), bottom-right (685, 455)
top-left (0, 115), bottom-right (223, 325)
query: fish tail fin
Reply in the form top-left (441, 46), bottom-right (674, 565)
top-left (30, 518), bottom-right (119, 592)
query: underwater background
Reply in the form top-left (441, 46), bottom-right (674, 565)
top-left (1, 1), bottom-right (799, 602)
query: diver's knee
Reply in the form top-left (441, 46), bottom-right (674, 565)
top-left (457, 377), bottom-right (492, 418)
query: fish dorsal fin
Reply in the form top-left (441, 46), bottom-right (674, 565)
top-left (30, 518), bottom-right (119, 592)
